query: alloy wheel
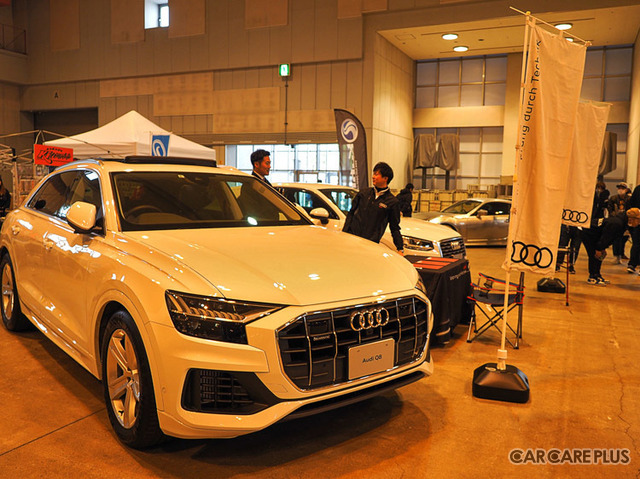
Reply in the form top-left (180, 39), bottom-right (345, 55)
top-left (106, 328), bottom-right (141, 429)
top-left (1, 262), bottom-right (14, 319)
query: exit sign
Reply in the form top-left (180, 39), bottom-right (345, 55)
top-left (279, 63), bottom-right (291, 77)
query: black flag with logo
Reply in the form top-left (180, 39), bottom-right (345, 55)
top-left (334, 109), bottom-right (368, 189)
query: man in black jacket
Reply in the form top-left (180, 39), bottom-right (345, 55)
top-left (343, 162), bottom-right (404, 255)
top-left (396, 183), bottom-right (414, 217)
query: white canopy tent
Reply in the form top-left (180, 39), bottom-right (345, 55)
top-left (44, 110), bottom-right (216, 161)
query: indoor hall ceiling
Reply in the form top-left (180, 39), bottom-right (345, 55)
top-left (379, 5), bottom-right (640, 60)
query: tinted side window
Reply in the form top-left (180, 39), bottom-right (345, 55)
top-left (282, 189), bottom-right (339, 219)
top-left (68, 170), bottom-right (103, 218)
top-left (484, 202), bottom-right (510, 215)
top-left (27, 171), bottom-right (77, 218)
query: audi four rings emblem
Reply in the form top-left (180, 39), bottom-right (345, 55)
top-left (511, 241), bottom-right (553, 268)
top-left (562, 209), bottom-right (588, 224)
top-left (350, 307), bottom-right (390, 331)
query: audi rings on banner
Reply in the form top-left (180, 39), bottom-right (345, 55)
top-left (511, 241), bottom-right (553, 269)
top-left (562, 209), bottom-right (588, 224)
top-left (350, 307), bottom-right (390, 331)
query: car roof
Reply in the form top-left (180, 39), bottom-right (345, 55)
top-left (54, 156), bottom-right (246, 177)
top-left (274, 182), bottom-right (355, 190)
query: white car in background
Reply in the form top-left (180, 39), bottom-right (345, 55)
top-left (0, 157), bottom-right (432, 448)
top-left (275, 183), bottom-right (466, 259)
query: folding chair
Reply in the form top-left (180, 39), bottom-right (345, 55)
top-left (466, 272), bottom-right (525, 349)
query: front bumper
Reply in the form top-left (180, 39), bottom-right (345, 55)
top-left (147, 292), bottom-right (433, 439)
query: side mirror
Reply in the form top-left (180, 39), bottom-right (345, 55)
top-left (67, 201), bottom-right (97, 233)
top-left (309, 207), bottom-right (330, 225)
top-left (476, 208), bottom-right (488, 218)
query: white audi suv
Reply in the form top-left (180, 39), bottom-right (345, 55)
top-left (0, 157), bottom-right (432, 448)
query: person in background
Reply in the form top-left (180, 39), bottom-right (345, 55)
top-left (396, 183), bottom-right (414, 217)
top-left (343, 162), bottom-right (404, 255)
top-left (250, 149), bottom-right (272, 186)
top-left (0, 178), bottom-right (11, 217)
top-left (582, 182), bottom-right (610, 285)
top-left (626, 185), bottom-right (640, 275)
top-left (607, 182), bottom-right (632, 263)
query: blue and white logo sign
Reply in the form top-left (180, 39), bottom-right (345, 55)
top-left (341, 119), bottom-right (358, 144)
top-left (151, 135), bottom-right (170, 156)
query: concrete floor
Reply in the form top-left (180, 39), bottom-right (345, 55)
top-left (1, 246), bottom-right (639, 478)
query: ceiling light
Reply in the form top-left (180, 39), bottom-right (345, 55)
top-left (442, 33), bottom-right (458, 40)
top-left (566, 37), bottom-right (574, 42)
top-left (555, 23), bottom-right (573, 31)
top-left (453, 46), bottom-right (468, 52)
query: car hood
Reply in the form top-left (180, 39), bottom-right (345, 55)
top-left (123, 226), bottom-right (418, 306)
top-left (398, 217), bottom-right (460, 240)
top-left (414, 211), bottom-right (460, 221)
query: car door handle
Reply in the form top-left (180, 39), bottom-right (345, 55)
top-left (11, 225), bottom-right (20, 235)
top-left (43, 238), bottom-right (54, 250)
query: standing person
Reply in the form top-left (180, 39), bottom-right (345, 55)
top-left (582, 184), bottom-right (610, 285)
top-left (250, 149), bottom-right (272, 186)
top-left (397, 183), bottom-right (414, 217)
top-left (0, 178), bottom-right (11, 217)
top-left (607, 182), bottom-right (632, 263)
top-left (343, 162), bottom-right (404, 255)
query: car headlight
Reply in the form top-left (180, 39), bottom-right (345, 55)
top-left (165, 291), bottom-right (283, 344)
top-left (403, 235), bottom-right (434, 251)
top-left (415, 277), bottom-right (428, 296)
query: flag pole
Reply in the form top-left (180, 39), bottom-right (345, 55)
top-left (471, 12), bottom-right (531, 403)
top-left (498, 13), bottom-right (533, 371)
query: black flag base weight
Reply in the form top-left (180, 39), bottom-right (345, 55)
top-left (472, 363), bottom-right (530, 403)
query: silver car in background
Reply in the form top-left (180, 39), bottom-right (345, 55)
top-left (415, 198), bottom-right (511, 246)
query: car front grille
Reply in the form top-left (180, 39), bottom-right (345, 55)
top-left (440, 237), bottom-right (466, 258)
top-left (277, 297), bottom-right (429, 390)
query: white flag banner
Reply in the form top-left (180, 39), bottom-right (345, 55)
top-left (504, 22), bottom-right (586, 275)
top-left (562, 101), bottom-right (611, 227)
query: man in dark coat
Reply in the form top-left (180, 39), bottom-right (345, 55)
top-left (396, 183), bottom-right (414, 217)
top-left (343, 162), bottom-right (404, 255)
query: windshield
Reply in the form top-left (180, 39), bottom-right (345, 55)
top-left (319, 187), bottom-right (358, 215)
top-left (442, 200), bottom-right (482, 214)
top-left (112, 172), bottom-right (309, 231)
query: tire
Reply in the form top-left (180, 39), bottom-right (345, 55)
top-left (101, 310), bottom-right (164, 449)
top-left (0, 254), bottom-right (31, 331)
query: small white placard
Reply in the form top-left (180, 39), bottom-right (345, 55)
top-left (348, 338), bottom-right (395, 380)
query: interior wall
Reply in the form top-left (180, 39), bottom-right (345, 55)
top-left (24, 0), bottom-right (364, 84)
top-left (372, 34), bottom-right (414, 187)
top-left (628, 31), bottom-right (640, 187)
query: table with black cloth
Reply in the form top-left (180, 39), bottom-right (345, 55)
top-left (407, 255), bottom-right (473, 345)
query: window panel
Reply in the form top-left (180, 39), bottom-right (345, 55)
top-left (437, 85), bottom-right (459, 107)
top-left (607, 124), bottom-right (627, 151)
top-left (417, 62), bottom-right (437, 86)
top-left (604, 48), bottom-right (632, 76)
top-left (482, 127), bottom-right (503, 152)
top-left (460, 84), bottom-right (482, 107)
top-left (459, 128), bottom-right (480, 151)
top-left (584, 49), bottom-right (603, 76)
top-left (480, 153), bottom-right (502, 177)
top-left (485, 56), bottom-right (507, 81)
top-left (580, 78), bottom-right (602, 101)
top-left (438, 60), bottom-right (460, 84)
top-left (458, 152), bottom-right (479, 177)
top-left (484, 83), bottom-right (505, 106)
top-left (416, 86), bottom-right (436, 108)
top-left (461, 58), bottom-right (483, 82)
top-left (604, 76), bottom-right (631, 102)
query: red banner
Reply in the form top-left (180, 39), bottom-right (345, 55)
top-left (34, 144), bottom-right (74, 166)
